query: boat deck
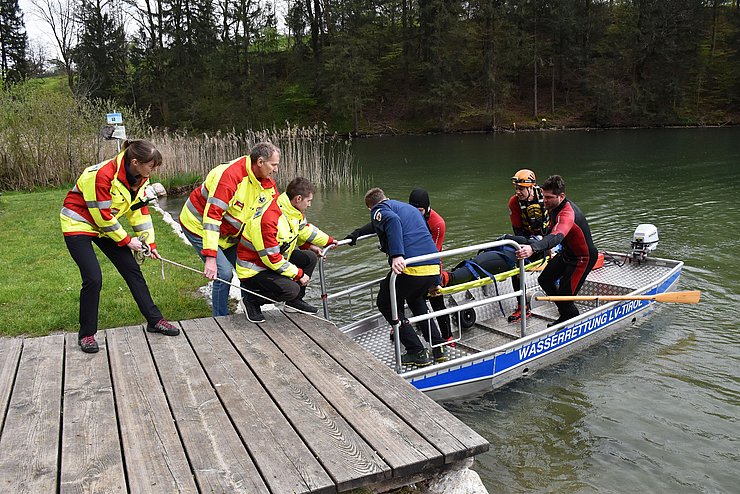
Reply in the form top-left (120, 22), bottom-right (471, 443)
top-left (0, 311), bottom-right (488, 493)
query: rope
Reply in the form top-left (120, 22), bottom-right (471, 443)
top-left (136, 235), bottom-right (333, 323)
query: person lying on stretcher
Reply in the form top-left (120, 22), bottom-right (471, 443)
top-left (438, 234), bottom-right (558, 288)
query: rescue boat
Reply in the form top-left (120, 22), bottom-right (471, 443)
top-left (317, 224), bottom-right (693, 401)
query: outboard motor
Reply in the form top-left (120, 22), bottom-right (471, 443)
top-left (631, 224), bottom-right (659, 262)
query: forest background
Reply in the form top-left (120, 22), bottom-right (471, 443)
top-left (2, 0), bottom-right (739, 136)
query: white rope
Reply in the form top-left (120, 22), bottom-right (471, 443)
top-left (138, 236), bottom-right (332, 323)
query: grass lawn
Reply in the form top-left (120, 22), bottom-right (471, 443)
top-left (0, 188), bottom-right (213, 337)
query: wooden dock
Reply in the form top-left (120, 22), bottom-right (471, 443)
top-left (0, 310), bottom-right (488, 493)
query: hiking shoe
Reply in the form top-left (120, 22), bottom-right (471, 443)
top-left (245, 300), bottom-right (266, 323)
top-left (439, 271), bottom-right (451, 288)
top-left (285, 298), bottom-right (318, 314)
top-left (401, 349), bottom-right (432, 367)
top-left (507, 306), bottom-right (532, 323)
top-left (146, 319), bottom-right (180, 336)
top-left (78, 335), bottom-right (99, 353)
top-left (433, 346), bottom-right (449, 363)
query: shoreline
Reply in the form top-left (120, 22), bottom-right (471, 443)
top-left (344, 121), bottom-right (738, 138)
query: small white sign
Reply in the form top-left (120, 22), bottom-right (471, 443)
top-left (111, 125), bottom-right (127, 140)
top-left (106, 112), bottom-right (123, 124)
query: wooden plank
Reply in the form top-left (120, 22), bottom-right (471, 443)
top-left (0, 334), bottom-right (64, 493)
top-left (183, 317), bottom-right (334, 494)
top-left (251, 311), bottom-right (443, 478)
top-left (219, 316), bottom-right (391, 491)
top-left (146, 320), bottom-right (269, 494)
top-left (286, 313), bottom-right (490, 463)
top-left (60, 332), bottom-right (126, 493)
top-left (0, 338), bottom-right (22, 436)
top-left (107, 326), bottom-right (197, 493)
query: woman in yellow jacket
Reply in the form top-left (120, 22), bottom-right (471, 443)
top-left (60, 140), bottom-right (179, 353)
top-left (236, 177), bottom-right (336, 323)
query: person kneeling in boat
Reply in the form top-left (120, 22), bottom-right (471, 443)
top-left (507, 168), bottom-right (550, 322)
top-left (236, 177), bottom-right (337, 323)
top-left (516, 175), bottom-right (597, 327)
top-left (365, 187), bottom-right (447, 367)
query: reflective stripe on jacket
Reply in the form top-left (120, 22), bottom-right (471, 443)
top-left (60, 151), bottom-right (155, 247)
top-left (236, 193), bottom-right (333, 280)
top-left (178, 156), bottom-right (278, 257)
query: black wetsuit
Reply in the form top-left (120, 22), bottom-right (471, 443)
top-left (528, 198), bottom-right (597, 322)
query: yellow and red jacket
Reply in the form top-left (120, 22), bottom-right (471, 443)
top-left (236, 193), bottom-right (334, 280)
top-left (179, 155), bottom-right (278, 257)
top-left (60, 150), bottom-right (156, 248)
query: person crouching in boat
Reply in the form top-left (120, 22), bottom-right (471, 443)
top-left (365, 188), bottom-right (447, 367)
top-left (506, 168), bottom-right (550, 322)
top-left (236, 177), bottom-right (337, 323)
top-left (515, 175), bottom-right (598, 326)
top-left (60, 139), bottom-right (180, 354)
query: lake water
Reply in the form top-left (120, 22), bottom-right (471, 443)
top-left (161, 128), bottom-right (739, 493)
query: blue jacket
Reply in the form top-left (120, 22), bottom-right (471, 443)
top-left (370, 199), bottom-right (440, 275)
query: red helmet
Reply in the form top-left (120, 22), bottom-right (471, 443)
top-left (512, 169), bottom-right (536, 187)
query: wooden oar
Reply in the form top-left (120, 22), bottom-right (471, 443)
top-left (536, 290), bottom-right (701, 304)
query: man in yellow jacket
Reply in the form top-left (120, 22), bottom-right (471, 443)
top-left (179, 142), bottom-right (279, 316)
top-left (237, 177), bottom-right (336, 323)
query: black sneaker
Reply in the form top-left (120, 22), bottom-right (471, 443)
top-left (401, 349), bottom-right (432, 367)
top-left (285, 298), bottom-right (318, 314)
top-left (146, 319), bottom-right (180, 336)
top-left (433, 346), bottom-right (449, 363)
top-left (78, 335), bottom-right (99, 353)
top-left (245, 300), bottom-right (266, 323)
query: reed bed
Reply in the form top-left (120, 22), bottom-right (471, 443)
top-left (1, 125), bottom-right (360, 192)
top-left (146, 123), bottom-right (360, 191)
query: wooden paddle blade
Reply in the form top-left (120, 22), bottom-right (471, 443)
top-left (653, 290), bottom-right (701, 304)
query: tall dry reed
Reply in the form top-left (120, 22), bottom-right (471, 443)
top-left (145, 123), bottom-right (360, 191)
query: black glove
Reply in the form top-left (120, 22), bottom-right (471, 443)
top-left (344, 229), bottom-right (361, 246)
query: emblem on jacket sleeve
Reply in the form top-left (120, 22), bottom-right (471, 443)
top-left (373, 211), bottom-right (382, 222)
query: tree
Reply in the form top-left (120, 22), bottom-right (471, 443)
top-left (74, 0), bottom-right (128, 99)
top-left (0, 0), bottom-right (28, 82)
top-left (30, 0), bottom-right (77, 89)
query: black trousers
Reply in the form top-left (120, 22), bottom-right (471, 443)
top-left (448, 249), bottom-right (514, 285)
top-left (65, 235), bottom-right (163, 338)
top-left (240, 249), bottom-right (318, 305)
top-left (377, 272), bottom-right (443, 355)
top-left (511, 251), bottom-right (544, 304)
top-left (538, 253), bottom-right (597, 321)
top-left (428, 294), bottom-right (451, 339)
